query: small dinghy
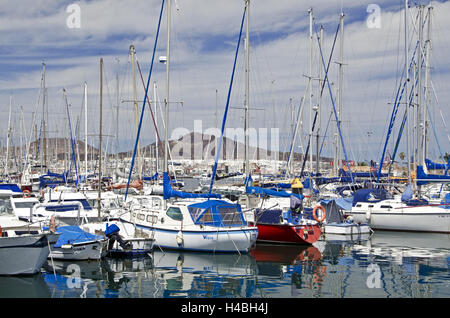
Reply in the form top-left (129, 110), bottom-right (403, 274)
top-left (319, 199), bottom-right (372, 236)
top-left (47, 225), bottom-right (107, 260)
top-left (81, 220), bottom-right (155, 257)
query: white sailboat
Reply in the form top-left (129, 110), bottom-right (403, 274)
top-left (349, 3), bottom-right (450, 234)
top-left (121, 0), bottom-right (257, 253)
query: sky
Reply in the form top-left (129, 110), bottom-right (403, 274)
top-left (0, 0), bottom-right (449, 164)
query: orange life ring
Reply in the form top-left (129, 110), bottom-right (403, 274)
top-left (313, 205), bottom-right (326, 223)
top-left (23, 190), bottom-right (31, 198)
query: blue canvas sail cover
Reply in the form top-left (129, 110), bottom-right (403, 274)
top-left (339, 168), bottom-right (388, 178)
top-left (163, 172), bottom-right (221, 200)
top-left (442, 193), bottom-right (450, 209)
top-left (245, 185), bottom-right (304, 201)
top-left (425, 158), bottom-right (450, 170)
top-left (352, 188), bottom-right (390, 206)
top-left (143, 172), bottom-right (158, 181)
top-left (416, 165), bottom-right (450, 186)
top-left (244, 175), bottom-right (304, 200)
top-left (44, 225), bottom-right (104, 248)
top-left (187, 199), bottom-right (246, 227)
top-left (0, 184), bottom-right (23, 193)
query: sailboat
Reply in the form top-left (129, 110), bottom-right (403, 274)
top-left (120, 0), bottom-right (257, 253)
top-left (80, 58), bottom-right (155, 256)
top-left (349, 3), bottom-right (450, 233)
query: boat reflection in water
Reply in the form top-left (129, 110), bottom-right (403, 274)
top-left (250, 244), bottom-right (325, 297)
top-left (315, 231), bottom-right (450, 298)
top-left (350, 231), bottom-right (450, 298)
top-left (42, 256), bottom-right (154, 298)
top-left (151, 251), bottom-right (258, 298)
top-left (36, 231), bottom-right (449, 298)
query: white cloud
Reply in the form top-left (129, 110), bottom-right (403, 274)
top-left (0, 0), bottom-right (449, 161)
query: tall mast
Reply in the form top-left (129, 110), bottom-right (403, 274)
top-left (115, 58), bottom-right (120, 170)
top-left (405, 0), bottom-right (411, 183)
top-left (153, 81), bottom-right (159, 173)
top-left (423, 6), bottom-right (432, 168)
top-left (316, 25), bottom-right (323, 177)
top-left (98, 58), bottom-right (103, 219)
top-left (335, 12), bottom-right (344, 176)
top-left (41, 62), bottom-right (46, 174)
top-left (416, 5), bottom-right (424, 170)
top-left (308, 8), bottom-right (313, 181)
top-left (244, 0), bottom-right (250, 176)
top-left (164, 0), bottom-right (171, 175)
top-left (5, 96), bottom-right (12, 178)
top-left (84, 82), bottom-right (88, 177)
top-left (130, 45), bottom-right (142, 179)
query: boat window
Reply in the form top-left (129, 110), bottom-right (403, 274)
top-left (188, 207), bottom-right (204, 222)
top-left (166, 207), bottom-right (183, 221)
top-left (15, 231), bottom-right (39, 235)
top-left (356, 204), bottom-right (362, 207)
top-left (146, 215), bottom-right (158, 224)
top-left (196, 208), bottom-right (213, 224)
top-left (0, 199), bottom-right (14, 216)
top-left (218, 206), bottom-right (243, 226)
top-left (368, 205), bottom-right (374, 208)
top-left (138, 214), bottom-right (145, 221)
top-left (380, 205), bottom-right (392, 209)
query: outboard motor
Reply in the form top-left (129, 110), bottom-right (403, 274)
top-left (105, 223), bottom-right (132, 251)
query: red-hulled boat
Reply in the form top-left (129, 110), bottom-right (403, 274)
top-left (250, 209), bottom-right (322, 245)
top-left (250, 243), bottom-right (322, 263)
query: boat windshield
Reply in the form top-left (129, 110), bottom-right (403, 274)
top-left (14, 201), bottom-right (38, 209)
top-left (0, 198), bottom-right (14, 216)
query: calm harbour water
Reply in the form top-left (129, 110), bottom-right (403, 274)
top-left (1, 231), bottom-right (448, 298)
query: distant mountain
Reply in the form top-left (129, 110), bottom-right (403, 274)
top-left (3, 134), bottom-right (331, 164)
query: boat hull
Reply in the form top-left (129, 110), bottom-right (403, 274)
top-left (49, 240), bottom-right (107, 260)
top-left (144, 225), bottom-right (258, 253)
top-left (323, 223), bottom-right (372, 235)
top-left (107, 237), bottom-right (155, 257)
top-left (253, 223), bottom-right (321, 245)
top-left (350, 206), bottom-right (450, 233)
top-left (0, 233), bottom-right (60, 276)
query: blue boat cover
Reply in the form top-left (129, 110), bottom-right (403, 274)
top-left (442, 193), bottom-right (450, 209)
top-left (143, 172), bottom-right (159, 181)
top-left (163, 172), bottom-right (221, 200)
top-left (255, 209), bottom-right (282, 224)
top-left (425, 158), bottom-right (450, 170)
top-left (49, 226), bottom-right (104, 248)
top-left (416, 165), bottom-right (450, 186)
top-left (245, 176), bottom-right (305, 200)
top-left (245, 185), bottom-right (304, 200)
top-left (0, 184), bottom-right (23, 193)
top-left (352, 188), bottom-right (390, 206)
top-left (187, 199), bottom-right (247, 227)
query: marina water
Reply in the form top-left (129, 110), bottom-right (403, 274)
top-left (1, 230), bottom-right (448, 298)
